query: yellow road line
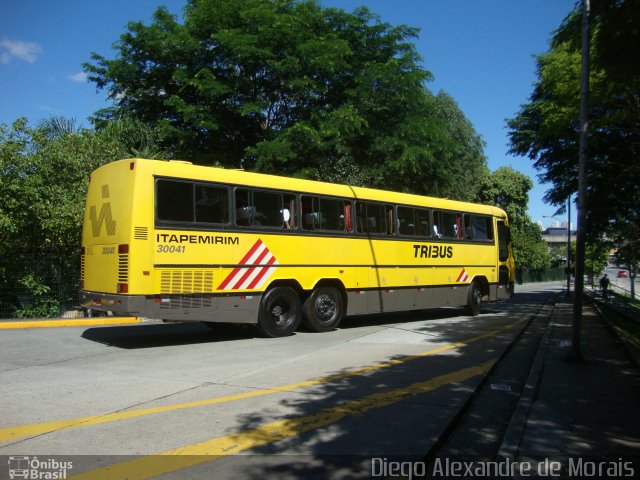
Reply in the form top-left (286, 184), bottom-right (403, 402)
top-left (70, 359), bottom-right (496, 480)
top-left (0, 317), bottom-right (141, 329)
top-left (0, 320), bottom-right (522, 444)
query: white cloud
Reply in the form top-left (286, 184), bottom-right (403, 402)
top-left (68, 71), bottom-right (88, 83)
top-left (0, 38), bottom-right (42, 64)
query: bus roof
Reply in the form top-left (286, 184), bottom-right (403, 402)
top-left (109, 158), bottom-right (507, 218)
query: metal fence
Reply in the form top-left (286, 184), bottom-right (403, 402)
top-left (516, 266), bottom-right (566, 284)
top-left (0, 254), bottom-right (82, 320)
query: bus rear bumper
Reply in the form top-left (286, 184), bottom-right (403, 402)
top-left (79, 290), bottom-right (145, 316)
top-left (493, 282), bottom-right (514, 300)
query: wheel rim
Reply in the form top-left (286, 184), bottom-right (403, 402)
top-left (315, 294), bottom-right (336, 322)
top-left (473, 287), bottom-right (482, 306)
top-left (270, 299), bottom-right (291, 326)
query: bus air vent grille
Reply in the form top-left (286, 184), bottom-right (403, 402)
top-left (160, 270), bottom-right (214, 294)
top-left (134, 227), bottom-right (148, 240)
top-left (117, 254), bottom-right (129, 282)
top-left (159, 295), bottom-right (213, 310)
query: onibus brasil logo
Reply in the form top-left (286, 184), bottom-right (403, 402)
top-left (8, 456), bottom-right (73, 479)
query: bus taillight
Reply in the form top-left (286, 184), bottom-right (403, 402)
top-left (117, 283), bottom-right (129, 294)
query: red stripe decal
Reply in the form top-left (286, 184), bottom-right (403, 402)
top-left (217, 239), bottom-right (264, 290)
top-left (233, 248), bottom-right (270, 288)
top-left (247, 256), bottom-right (277, 289)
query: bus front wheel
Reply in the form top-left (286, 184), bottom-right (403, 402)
top-left (465, 281), bottom-right (482, 316)
top-left (303, 286), bottom-right (344, 332)
top-left (258, 286), bottom-right (302, 337)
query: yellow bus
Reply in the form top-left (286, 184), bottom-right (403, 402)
top-left (79, 158), bottom-right (514, 337)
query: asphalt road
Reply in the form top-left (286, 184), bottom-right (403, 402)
top-left (0, 282), bottom-right (563, 479)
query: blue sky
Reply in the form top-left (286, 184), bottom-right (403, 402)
top-left (0, 0), bottom-right (577, 227)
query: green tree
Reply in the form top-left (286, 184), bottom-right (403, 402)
top-left (511, 219), bottom-right (551, 272)
top-left (507, 0), bottom-right (640, 238)
top-left (585, 237), bottom-right (610, 285)
top-left (430, 91), bottom-right (488, 201)
top-left (478, 166), bottom-right (550, 271)
top-left (0, 117), bottom-right (165, 317)
top-left (83, 0), bottom-right (487, 198)
top-left (478, 166), bottom-right (531, 223)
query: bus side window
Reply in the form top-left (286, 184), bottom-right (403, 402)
top-left (302, 196), bottom-right (351, 233)
top-left (282, 195), bottom-right (296, 229)
top-left (432, 211), bottom-right (443, 238)
top-left (398, 206), bottom-right (416, 236)
top-left (438, 211), bottom-right (461, 239)
top-left (235, 189), bottom-right (254, 226)
top-left (195, 185), bottom-right (229, 224)
top-left (415, 208), bottom-right (430, 237)
top-left (343, 202), bottom-right (353, 233)
top-left (356, 202), bottom-right (393, 235)
top-left (301, 196), bottom-right (317, 230)
top-left (252, 190), bottom-right (283, 227)
top-left (157, 179), bottom-right (194, 223)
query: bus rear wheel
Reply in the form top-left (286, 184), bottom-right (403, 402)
top-left (258, 286), bottom-right (302, 337)
top-left (303, 286), bottom-right (344, 332)
top-left (465, 281), bottom-right (482, 316)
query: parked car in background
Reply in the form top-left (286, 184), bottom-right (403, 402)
top-left (617, 270), bottom-right (628, 278)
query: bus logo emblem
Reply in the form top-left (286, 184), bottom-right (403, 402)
top-left (90, 184), bottom-right (116, 237)
top-left (218, 239), bottom-right (279, 291)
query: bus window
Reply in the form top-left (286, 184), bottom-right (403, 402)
top-left (434, 211), bottom-right (462, 239)
top-left (157, 179), bottom-right (231, 225)
top-left (415, 209), bottom-right (430, 237)
top-left (301, 196), bottom-right (349, 232)
top-left (195, 185), bottom-right (229, 224)
top-left (282, 194), bottom-right (296, 229)
top-left (157, 179), bottom-right (194, 223)
top-left (464, 214), bottom-right (493, 241)
top-left (235, 189), bottom-right (284, 228)
top-left (398, 207), bottom-right (430, 237)
top-left (397, 207), bottom-right (416, 236)
top-left (356, 202), bottom-right (393, 235)
top-left (253, 190), bottom-right (282, 227)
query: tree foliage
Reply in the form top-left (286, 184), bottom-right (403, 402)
top-left (508, 0), bottom-right (640, 237)
top-left (84, 0), bottom-right (487, 198)
top-left (0, 117), bottom-right (165, 317)
top-left (478, 166), bottom-right (550, 271)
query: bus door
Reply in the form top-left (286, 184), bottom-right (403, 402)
top-left (496, 220), bottom-right (514, 299)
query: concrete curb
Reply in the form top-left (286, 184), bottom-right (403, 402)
top-left (0, 317), bottom-right (142, 329)
top-left (496, 301), bottom-right (557, 458)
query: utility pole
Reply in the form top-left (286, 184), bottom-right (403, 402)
top-left (569, 0), bottom-right (590, 362)
top-left (567, 195), bottom-right (571, 295)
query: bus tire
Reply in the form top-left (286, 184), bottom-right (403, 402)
top-left (303, 286), bottom-right (344, 332)
top-left (466, 281), bottom-right (482, 316)
top-left (257, 286), bottom-right (302, 337)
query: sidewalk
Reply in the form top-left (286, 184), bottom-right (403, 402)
top-left (502, 296), bottom-right (640, 467)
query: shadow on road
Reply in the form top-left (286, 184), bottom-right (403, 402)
top-left (81, 322), bottom-right (256, 349)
